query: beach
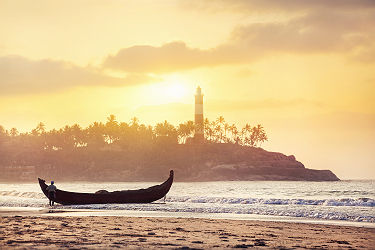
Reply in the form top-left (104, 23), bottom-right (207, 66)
top-left (1, 214), bottom-right (374, 249)
top-left (1, 180), bottom-right (374, 248)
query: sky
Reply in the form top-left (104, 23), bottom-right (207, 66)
top-left (1, 0), bottom-right (374, 179)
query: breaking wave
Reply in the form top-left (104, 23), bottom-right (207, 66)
top-left (60, 196), bottom-right (375, 223)
top-left (1, 191), bottom-right (374, 208)
top-left (0, 191), bottom-right (45, 199)
top-left (1, 180), bottom-right (374, 224)
top-left (165, 196), bottom-right (375, 207)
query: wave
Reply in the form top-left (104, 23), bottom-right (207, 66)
top-left (165, 196), bottom-right (375, 207)
top-left (1, 191), bottom-right (374, 223)
top-left (56, 195), bottom-right (375, 223)
top-left (62, 202), bottom-right (375, 223)
top-left (0, 191), bottom-right (45, 199)
top-left (1, 191), bottom-right (374, 207)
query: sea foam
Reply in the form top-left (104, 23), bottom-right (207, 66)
top-left (1, 180), bottom-right (374, 224)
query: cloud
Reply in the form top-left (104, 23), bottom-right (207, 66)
top-left (102, 6), bottom-right (375, 73)
top-left (349, 44), bottom-right (375, 63)
top-left (0, 56), bottom-right (158, 95)
top-left (103, 41), bottom-right (220, 73)
top-left (228, 10), bottom-right (375, 54)
top-left (3, 1), bottom-right (374, 90)
top-left (181, 0), bottom-right (375, 13)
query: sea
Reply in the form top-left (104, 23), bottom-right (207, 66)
top-left (0, 180), bottom-right (374, 228)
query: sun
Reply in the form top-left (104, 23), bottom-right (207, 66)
top-left (140, 76), bottom-right (191, 105)
top-left (165, 83), bottom-right (186, 99)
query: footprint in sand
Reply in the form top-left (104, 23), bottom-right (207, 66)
top-left (191, 240), bottom-right (203, 244)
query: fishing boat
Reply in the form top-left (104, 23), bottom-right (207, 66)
top-left (38, 170), bottom-right (174, 205)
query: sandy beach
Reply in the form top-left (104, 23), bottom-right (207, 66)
top-left (0, 214), bottom-right (374, 249)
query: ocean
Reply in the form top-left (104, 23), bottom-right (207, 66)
top-left (0, 180), bottom-right (374, 227)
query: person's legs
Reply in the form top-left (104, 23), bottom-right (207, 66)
top-left (51, 192), bottom-right (55, 206)
top-left (48, 192), bottom-right (53, 206)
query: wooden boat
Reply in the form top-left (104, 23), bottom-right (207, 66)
top-left (38, 170), bottom-right (174, 205)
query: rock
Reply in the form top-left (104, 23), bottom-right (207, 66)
top-left (287, 155), bottom-right (296, 161)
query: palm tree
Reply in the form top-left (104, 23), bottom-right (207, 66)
top-left (105, 114), bottom-right (120, 144)
top-left (177, 121), bottom-right (195, 144)
top-left (208, 121), bottom-right (216, 142)
top-left (45, 128), bottom-right (61, 150)
top-left (230, 124), bottom-right (239, 144)
top-left (155, 120), bottom-right (178, 144)
top-left (213, 116), bottom-right (225, 142)
top-left (1, 114), bottom-right (268, 167)
top-left (36, 122), bottom-right (46, 134)
top-left (9, 128), bottom-right (19, 137)
top-left (0, 125), bottom-right (5, 135)
top-left (31, 122), bottom-right (45, 136)
top-left (214, 124), bottom-right (222, 143)
top-left (155, 120), bottom-right (176, 137)
top-left (216, 116), bottom-right (225, 142)
top-left (185, 121), bottom-right (195, 137)
top-left (86, 122), bottom-right (105, 148)
top-left (240, 123), bottom-right (251, 146)
top-left (216, 116), bottom-right (225, 126)
top-left (224, 123), bottom-right (230, 142)
top-left (130, 117), bottom-right (139, 128)
top-left (203, 118), bottom-right (212, 141)
top-left (254, 124), bottom-right (268, 147)
top-left (177, 123), bottom-right (188, 143)
top-left (71, 124), bottom-right (86, 147)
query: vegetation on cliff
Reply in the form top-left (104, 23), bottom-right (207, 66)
top-left (0, 115), bottom-right (267, 153)
top-left (0, 115), bottom-right (338, 181)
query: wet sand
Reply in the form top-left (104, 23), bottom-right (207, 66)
top-left (0, 215), bottom-right (374, 249)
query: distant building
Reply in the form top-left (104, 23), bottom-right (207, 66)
top-left (194, 86), bottom-right (204, 143)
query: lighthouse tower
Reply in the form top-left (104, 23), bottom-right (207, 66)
top-left (194, 86), bottom-right (204, 143)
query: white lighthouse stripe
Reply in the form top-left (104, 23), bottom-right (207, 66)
top-left (195, 104), bottom-right (203, 114)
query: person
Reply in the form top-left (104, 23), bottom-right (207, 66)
top-left (46, 181), bottom-right (57, 206)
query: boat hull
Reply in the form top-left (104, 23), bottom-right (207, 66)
top-left (38, 170), bottom-right (174, 205)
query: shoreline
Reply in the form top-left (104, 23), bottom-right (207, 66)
top-left (1, 207), bottom-right (375, 229)
top-left (1, 214), bottom-right (374, 249)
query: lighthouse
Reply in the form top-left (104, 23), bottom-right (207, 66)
top-left (194, 86), bottom-right (204, 143)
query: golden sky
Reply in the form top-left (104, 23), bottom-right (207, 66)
top-left (1, 0), bottom-right (374, 179)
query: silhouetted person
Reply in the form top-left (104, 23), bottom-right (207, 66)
top-left (46, 181), bottom-right (57, 206)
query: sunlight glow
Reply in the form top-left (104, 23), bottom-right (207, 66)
top-left (165, 83), bottom-right (186, 99)
top-left (140, 75), bottom-right (192, 105)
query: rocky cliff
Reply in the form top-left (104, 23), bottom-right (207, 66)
top-left (162, 143), bottom-right (340, 181)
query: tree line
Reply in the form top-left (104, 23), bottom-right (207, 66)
top-left (0, 115), bottom-right (268, 152)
